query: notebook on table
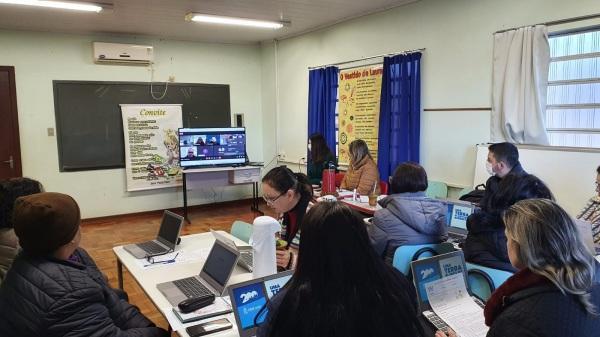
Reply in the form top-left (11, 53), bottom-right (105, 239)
top-left (156, 238), bottom-right (240, 306)
top-left (410, 250), bottom-right (487, 336)
top-left (227, 270), bottom-right (294, 337)
top-left (211, 229), bottom-right (253, 272)
top-left (123, 210), bottom-right (184, 259)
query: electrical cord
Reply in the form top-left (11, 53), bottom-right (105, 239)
top-left (149, 63), bottom-right (169, 100)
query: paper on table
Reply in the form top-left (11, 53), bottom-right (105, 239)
top-left (133, 248), bottom-right (210, 269)
top-left (425, 273), bottom-right (488, 337)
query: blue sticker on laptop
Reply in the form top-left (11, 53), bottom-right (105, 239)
top-left (232, 283), bottom-right (267, 329)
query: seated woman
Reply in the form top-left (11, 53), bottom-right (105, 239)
top-left (262, 166), bottom-right (313, 270)
top-left (0, 192), bottom-right (168, 337)
top-left (0, 177), bottom-right (42, 282)
top-left (340, 139), bottom-right (380, 195)
top-left (306, 133), bottom-right (337, 185)
top-left (577, 165), bottom-right (600, 245)
top-left (369, 162), bottom-right (447, 264)
top-left (463, 174), bottom-right (553, 272)
top-left (257, 202), bottom-right (424, 337)
top-left (437, 199), bottom-right (600, 337)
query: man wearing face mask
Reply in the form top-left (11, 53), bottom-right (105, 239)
top-left (463, 142), bottom-right (528, 271)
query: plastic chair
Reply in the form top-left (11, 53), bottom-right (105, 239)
top-left (379, 181), bottom-right (389, 195)
top-left (425, 180), bottom-right (448, 199)
top-left (392, 242), bottom-right (455, 276)
top-left (335, 172), bottom-right (345, 187)
top-left (466, 262), bottom-right (513, 301)
top-left (230, 220), bottom-right (253, 243)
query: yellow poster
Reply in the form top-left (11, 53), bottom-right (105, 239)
top-left (337, 65), bottom-right (383, 165)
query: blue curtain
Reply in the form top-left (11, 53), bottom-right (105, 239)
top-left (377, 53), bottom-right (422, 181)
top-left (307, 66), bottom-right (339, 152)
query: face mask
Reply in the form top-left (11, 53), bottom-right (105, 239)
top-left (485, 161), bottom-right (495, 176)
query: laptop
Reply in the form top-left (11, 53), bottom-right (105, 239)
top-left (410, 250), bottom-right (485, 333)
top-left (211, 229), bottom-right (253, 272)
top-left (445, 200), bottom-right (478, 243)
top-left (227, 270), bottom-right (294, 337)
top-left (157, 238), bottom-right (240, 306)
top-left (123, 210), bottom-right (184, 259)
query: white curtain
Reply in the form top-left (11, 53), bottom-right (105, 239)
top-left (491, 25), bottom-right (550, 145)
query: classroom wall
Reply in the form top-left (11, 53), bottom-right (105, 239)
top-left (266, 0), bottom-right (600, 195)
top-left (0, 30), bottom-right (264, 218)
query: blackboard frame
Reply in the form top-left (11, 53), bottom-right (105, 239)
top-left (53, 80), bottom-right (231, 172)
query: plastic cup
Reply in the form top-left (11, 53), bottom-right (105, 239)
top-left (368, 194), bottom-right (379, 207)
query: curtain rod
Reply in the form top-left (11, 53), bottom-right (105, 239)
top-left (494, 12), bottom-right (600, 34)
top-left (307, 48), bottom-right (425, 70)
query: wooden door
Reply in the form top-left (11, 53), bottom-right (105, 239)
top-left (0, 66), bottom-right (22, 179)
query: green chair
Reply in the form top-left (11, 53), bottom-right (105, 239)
top-left (230, 220), bottom-right (253, 243)
top-left (392, 243), bottom-right (455, 276)
top-left (425, 180), bottom-right (448, 199)
top-left (466, 262), bottom-right (513, 301)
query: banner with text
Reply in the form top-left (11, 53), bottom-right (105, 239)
top-left (337, 65), bottom-right (383, 165)
top-left (121, 104), bottom-right (183, 191)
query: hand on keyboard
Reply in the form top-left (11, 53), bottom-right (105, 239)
top-left (435, 328), bottom-right (457, 337)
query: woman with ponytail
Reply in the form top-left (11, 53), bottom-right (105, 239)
top-left (262, 166), bottom-right (313, 270)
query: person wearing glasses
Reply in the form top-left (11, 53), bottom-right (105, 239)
top-left (261, 166), bottom-right (313, 270)
top-left (0, 192), bottom-right (168, 337)
top-left (577, 165), bottom-right (600, 246)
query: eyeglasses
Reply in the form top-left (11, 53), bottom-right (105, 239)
top-left (145, 252), bottom-right (179, 266)
top-left (263, 191), bottom-right (286, 205)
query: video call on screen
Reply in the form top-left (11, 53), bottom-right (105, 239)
top-left (179, 130), bottom-right (246, 161)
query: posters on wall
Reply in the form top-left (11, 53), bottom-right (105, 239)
top-left (121, 104), bottom-right (183, 191)
top-left (337, 65), bottom-right (383, 165)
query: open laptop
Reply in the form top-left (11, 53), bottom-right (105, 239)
top-left (445, 200), bottom-right (478, 244)
top-left (211, 229), bottom-right (253, 272)
top-left (410, 250), bottom-right (485, 333)
top-left (227, 270), bottom-right (294, 337)
top-left (157, 238), bottom-right (240, 306)
top-left (123, 210), bottom-right (184, 259)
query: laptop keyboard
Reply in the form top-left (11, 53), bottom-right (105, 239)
top-left (138, 241), bottom-right (166, 255)
top-left (239, 251), bottom-right (253, 267)
top-left (173, 277), bottom-right (212, 299)
top-left (423, 310), bottom-right (449, 333)
top-left (448, 232), bottom-right (466, 244)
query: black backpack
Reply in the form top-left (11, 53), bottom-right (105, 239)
top-left (459, 184), bottom-right (486, 205)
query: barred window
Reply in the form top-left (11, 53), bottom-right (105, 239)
top-left (546, 29), bottom-right (600, 147)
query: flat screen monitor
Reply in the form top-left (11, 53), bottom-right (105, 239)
top-left (178, 127), bottom-right (246, 167)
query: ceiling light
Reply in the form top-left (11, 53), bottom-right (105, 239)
top-left (0, 0), bottom-right (106, 13)
top-left (185, 13), bottom-right (288, 29)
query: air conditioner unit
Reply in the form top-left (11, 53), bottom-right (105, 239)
top-left (93, 42), bottom-right (154, 65)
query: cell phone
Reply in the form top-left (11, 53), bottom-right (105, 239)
top-left (186, 318), bottom-right (233, 337)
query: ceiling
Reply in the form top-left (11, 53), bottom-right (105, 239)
top-left (0, 0), bottom-right (417, 44)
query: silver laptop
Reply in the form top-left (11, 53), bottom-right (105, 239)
top-left (123, 210), bottom-right (184, 259)
top-left (445, 200), bottom-right (478, 243)
top-left (410, 251), bottom-right (485, 333)
top-left (157, 238), bottom-right (240, 306)
top-left (228, 270), bottom-right (294, 337)
top-left (211, 229), bottom-right (253, 272)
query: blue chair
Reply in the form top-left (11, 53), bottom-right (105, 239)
top-left (392, 243), bottom-right (455, 276)
top-left (425, 180), bottom-right (448, 199)
top-left (466, 263), bottom-right (513, 301)
top-left (230, 220), bottom-right (253, 243)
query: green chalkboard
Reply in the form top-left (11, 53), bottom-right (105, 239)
top-left (53, 80), bottom-right (230, 171)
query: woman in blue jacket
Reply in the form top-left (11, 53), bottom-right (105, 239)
top-left (369, 162), bottom-right (447, 263)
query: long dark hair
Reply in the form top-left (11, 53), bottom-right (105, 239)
top-left (309, 133), bottom-right (334, 165)
top-left (0, 177), bottom-right (43, 229)
top-left (262, 166), bottom-right (312, 201)
top-left (264, 202), bottom-right (423, 337)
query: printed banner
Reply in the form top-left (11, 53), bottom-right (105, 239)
top-left (337, 65), bottom-right (383, 165)
top-left (121, 104), bottom-right (183, 191)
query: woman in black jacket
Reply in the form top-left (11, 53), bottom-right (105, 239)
top-left (257, 202), bottom-right (424, 337)
top-left (438, 199), bottom-right (600, 337)
top-left (0, 192), bottom-right (168, 337)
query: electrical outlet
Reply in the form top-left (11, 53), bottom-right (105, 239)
top-left (168, 75), bottom-right (175, 82)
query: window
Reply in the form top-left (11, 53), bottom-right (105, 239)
top-left (546, 29), bottom-right (600, 147)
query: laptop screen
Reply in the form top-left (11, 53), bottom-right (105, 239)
top-left (229, 271), bottom-right (293, 336)
top-left (202, 242), bottom-right (239, 287)
top-left (446, 202), bottom-right (476, 231)
top-left (157, 211), bottom-right (183, 248)
top-left (411, 251), bottom-right (468, 311)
